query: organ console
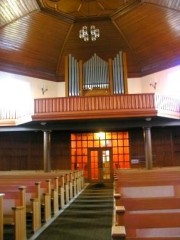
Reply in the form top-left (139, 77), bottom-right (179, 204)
top-left (65, 51), bottom-right (128, 97)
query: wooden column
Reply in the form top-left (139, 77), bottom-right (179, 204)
top-left (43, 131), bottom-right (51, 172)
top-left (144, 127), bottom-right (153, 170)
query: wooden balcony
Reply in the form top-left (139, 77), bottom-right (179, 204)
top-left (32, 94), bottom-right (180, 121)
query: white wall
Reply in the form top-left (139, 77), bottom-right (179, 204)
top-left (140, 66), bottom-right (180, 99)
top-left (1, 65), bottom-right (180, 99)
top-left (127, 77), bottom-right (142, 93)
top-left (0, 71), bottom-right (65, 98)
top-left (128, 65), bottom-right (180, 100)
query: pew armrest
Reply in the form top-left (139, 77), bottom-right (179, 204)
top-left (116, 206), bottom-right (125, 213)
top-left (112, 225), bottom-right (126, 239)
top-left (114, 193), bottom-right (121, 199)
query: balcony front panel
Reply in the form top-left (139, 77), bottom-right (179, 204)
top-left (33, 93), bottom-right (180, 121)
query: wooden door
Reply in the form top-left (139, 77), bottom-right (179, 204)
top-left (88, 147), bottom-right (112, 182)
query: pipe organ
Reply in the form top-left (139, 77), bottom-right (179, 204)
top-left (83, 54), bottom-right (109, 90)
top-left (67, 55), bottom-right (80, 96)
top-left (65, 51), bottom-right (128, 97)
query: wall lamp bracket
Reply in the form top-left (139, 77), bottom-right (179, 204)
top-left (42, 87), bottom-right (48, 95)
top-left (149, 81), bottom-right (157, 90)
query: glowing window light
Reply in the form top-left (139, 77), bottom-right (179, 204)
top-left (95, 132), bottom-right (105, 140)
top-left (0, 79), bottom-right (34, 125)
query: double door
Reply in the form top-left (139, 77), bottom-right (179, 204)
top-left (88, 147), bottom-right (112, 182)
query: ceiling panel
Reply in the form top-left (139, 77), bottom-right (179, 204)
top-left (144, 0), bottom-right (180, 11)
top-left (0, 0), bottom-right (180, 80)
top-left (0, 0), bottom-right (39, 27)
top-left (38, 0), bottom-right (139, 18)
top-left (114, 2), bottom-right (180, 74)
top-left (0, 11), bottom-right (71, 80)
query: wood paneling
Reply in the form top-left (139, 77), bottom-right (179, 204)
top-left (59, 19), bottom-right (140, 80)
top-left (1, 0), bottom-right (180, 79)
top-left (129, 128), bottom-right (145, 168)
top-left (172, 127), bottom-right (180, 166)
top-left (0, 127), bottom-right (179, 171)
top-left (0, 131), bottom-right (71, 171)
top-left (0, 0), bottom-right (39, 27)
top-left (129, 127), bottom-right (180, 168)
top-left (51, 131), bottom-right (71, 169)
top-left (39, 0), bottom-right (138, 18)
top-left (152, 128), bottom-right (174, 167)
top-left (114, 2), bottom-right (180, 75)
top-left (0, 132), bottom-right (43, 170)
top-left (145, 0), bottom-right (180, 11)
top-left (0, 11), bottom-right (71, 81)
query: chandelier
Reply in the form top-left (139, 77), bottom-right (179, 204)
top-left (79, 25), bottom-right (100, 41)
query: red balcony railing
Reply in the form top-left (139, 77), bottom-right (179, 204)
top-left (33, 93), bottom-right (180, 121)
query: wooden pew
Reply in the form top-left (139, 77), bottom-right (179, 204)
top-left (114, 168), bottom-right (180, 186)
top-left (35, 179), bottom-right (51, 223)
top-left (0, 170), bottom-right (84, 239)
top-left (15, 171), bottom-right (69, 209)
top-left (0, 169), bottom-right (82, 203)
top-left (57, 175), bottom-right (65, 209)
top-left (0, 178), bottom-right (50, 239)
top-left (113, 168), bottom-right (180, 239)
top-left (26, 183), bottom-right (41, 232)
top-left (0, 179), bottom-right (47, 232)
top-left (50, 177), bottom-right (59, 215)
top-left (25, 172), bottom-right (66, 211)
top-left (119, 197), bottom-right (180, 210)
top-left (1, 187), bottom-right (26, 240)
top-left (0, 180), bottom-right (50, 235)
top-left (0, 170), bottom-right (81, 206)
top-left (124, 211), bottom-right (180, 239)
top-left (0, 175), bottom-right (58, 221)
top-left (112, 173), bottom-right (126, 240)
top-left (114, 196), bottom-right (180, 238)
top-left (0, 194), bottom-right (4, 240)
top-left (112, 189), bottom-right (126, 239)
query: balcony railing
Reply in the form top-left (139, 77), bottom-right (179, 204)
top-left (33, 93), bottom-right (180, 121)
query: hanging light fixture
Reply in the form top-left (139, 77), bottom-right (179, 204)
top-left (79, 25), bottom-right (100, 41)
top-left (79, 0), bottom-right (100, 41)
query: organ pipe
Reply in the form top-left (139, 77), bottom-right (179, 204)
top-left (65, 51), bottom-right (128, 97)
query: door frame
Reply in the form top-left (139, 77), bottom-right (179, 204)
top-left (88, 147), bottom-right (113, 182)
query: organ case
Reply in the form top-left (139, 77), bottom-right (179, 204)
top-left (65, 51), bottom-right (128, 97)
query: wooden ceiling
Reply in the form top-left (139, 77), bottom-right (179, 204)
top-left (0, 0), bottom-right (180, 81)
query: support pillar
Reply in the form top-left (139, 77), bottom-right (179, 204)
top-left (43, 131), bottom-right (51, 172)
top-left (143, 127), bottom-right (153, 170)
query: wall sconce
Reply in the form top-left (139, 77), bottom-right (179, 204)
top-left (42, 87), bottom-right (48, 95)
top-left (149, 81), bottom-right (157, 90)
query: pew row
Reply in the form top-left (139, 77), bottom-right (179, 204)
top-left (0, 170), bottom-right (84, 240)
top-left (0, 194), bottom-right (3, 240)
top-left (0, 180), bottom-right (50, 230)
top-left (0, 187), bottom-right (26, 240)
top-left (112, 168), bottom-right (180, 240)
